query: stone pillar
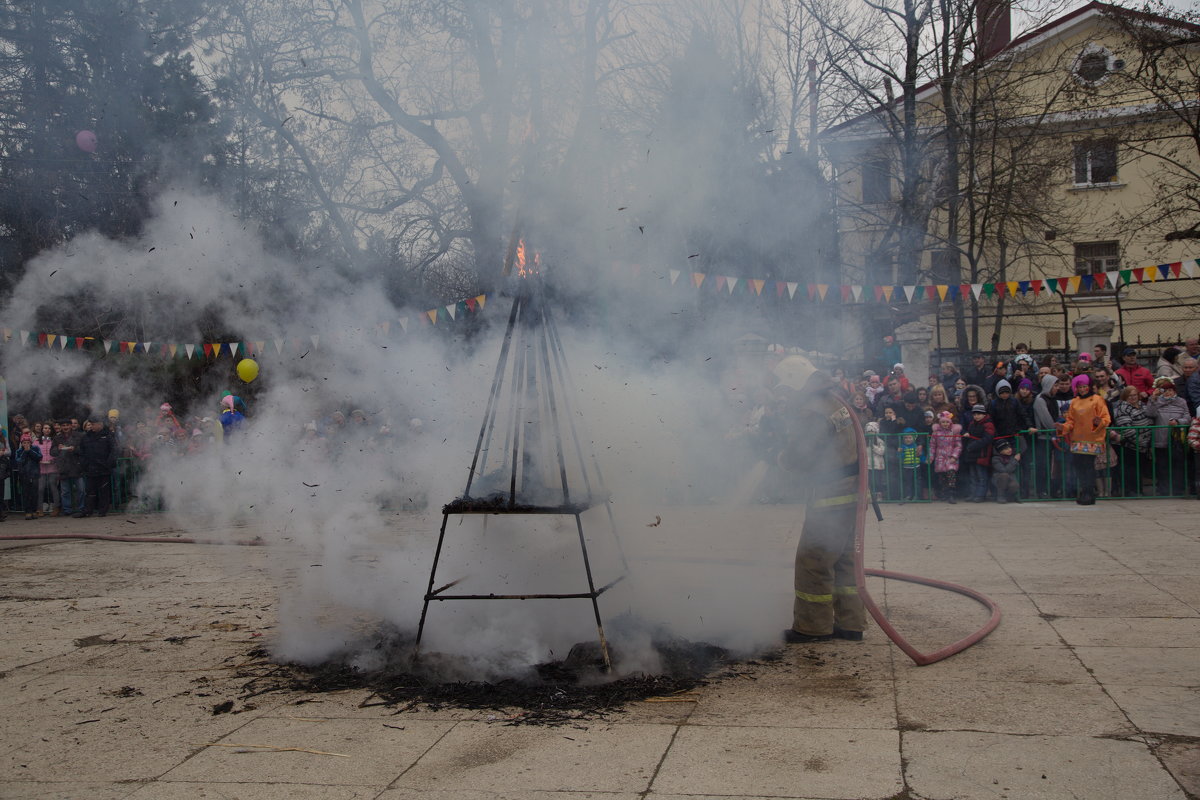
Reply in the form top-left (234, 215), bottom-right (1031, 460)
top-left (1073, 314), bottom-right (1115, 367)
top-left (895, 321), bottom-right (935, 388)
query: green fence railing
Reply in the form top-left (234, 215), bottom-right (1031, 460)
top-left (868, 426), bottom-right (1197, 503)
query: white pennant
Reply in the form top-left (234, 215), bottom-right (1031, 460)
top-left (143, 342), bottom-right (152, 352)
top-left (786, 281), bottom-right (798, 299)
top-left (20, 330), bottom-right (30, 346)
top-left (726, 277), bottom-right (738, 294)
top-left (851, 285), bottom-right (863, 302)
top-left (59, 336), bottom-right (69, 349)
top-left (184, 343), bottom-right (195, 359)
top-left (273, 339), bottom-right (284, 354)
top-left (102, 338), bottom-right (112, 352)
top-left (669, 269), bottom-right (681, 285)
top-left (310, 335), bottom-right (319, 348)
top-left (971, 284), bottom-right (984, 300)
top-left (1107, 270), bottom-right (1121, 288)
top-left (1188, 260), bottom-right (1198, 278)
top-left (445, 303), bottom-right (457, 320)
top-left (903, 285), bottom-right (917, 302)
top-left (398, 317), bottom-right (409, 333)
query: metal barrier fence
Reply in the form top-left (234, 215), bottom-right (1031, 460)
top-left (867, 427), bottom-right (1199, 503)
top-left (8, 457), bottom-right (153, 514)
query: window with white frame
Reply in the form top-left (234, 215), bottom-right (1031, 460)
top-left (1074, 241), bottom-right (1120, 276)
top-left (1073, 139), bottom-right (1118, 185)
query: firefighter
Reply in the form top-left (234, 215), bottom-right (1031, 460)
top-left (773, 355), bottom-right (868, 643)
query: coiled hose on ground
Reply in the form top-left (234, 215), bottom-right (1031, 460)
top-left (843, 395), bottom-right (1003, 665)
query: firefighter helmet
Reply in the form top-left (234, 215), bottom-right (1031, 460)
top-left (773, 354), bottom-right (821, 393)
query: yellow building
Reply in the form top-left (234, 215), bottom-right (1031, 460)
top-left (823, 1), bottom-right (1200, 358)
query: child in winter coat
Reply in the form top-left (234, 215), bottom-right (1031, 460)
top-left (990, 439), bottom-right (1021, 503)
top-left (13, 431), bottom-right (42, 520)
top-left (962, 404), bottom-right (995, 502)
top-left (930, 411), bottom-right (962, 503)
top-left (865, 420), bottom-right (888, 501)
top-left (897, 427), bottom-right (923, 502)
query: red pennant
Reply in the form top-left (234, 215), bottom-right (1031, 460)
top-left (995, 282), bottom-right (1006, 298)
top-left (202, 343), bottom-right (213, 358)
top-left (807, 284), bottom-right (816, 300)
top-left (1133, 267), bottom-right (1145, 283)
top-left (925, 285), bottom-right (938, 300)
top-left (38, 333), bottom-right (48, 347)
top-left (1094, 272), bottom-right (1106, 289)
top-left (75, 337), bottom-right (85, 350)
top-left (873, 286), bottom-right (884, 302)
top-left (839, 285), bottom-right (850, 302)
top-left (714, 275), bottom-right (727, 292)
top-left (465, 297), bottom-right (477, 311)
top-left (1030, 279), bottom-right (1043, 295)
top-left (775, 281), bottom-right (786, 297)
top-left (1170, 261), bottom-right (1182, 278)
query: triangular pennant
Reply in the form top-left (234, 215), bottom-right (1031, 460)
top-left (1081, 274), bottom-right (1094, 290)
top-left (159, 344), bottom-right (168, 357)
top-left (1017, 280), bottom-right (1030, 296)
top-left (310, 335), bottom-right (319, 348)
top-left (786, 282), bottom-right (798, 299)
top-left (726, 277), bottom-right (739, 294)
top-left (715, 275), bottom-right (727, 292)
top-left (971, 284), bottom-right (984, 300)
top-left (203, 343), bottom-right (214, 358)
top-left (874, 286), bottom-right (884, 302)
top-left (807, 284), bottom-right (817, 300)
top-left (1056, 277), bottom-right (1069, 293)
top-left (457, 300), bottom-right (468, 317)
top-left (851, 285), bottom-right (864, 302)
top-left (691, 272), bottom-right (705, 288)
top-left (184, 343), bottom-right (195, 359)
top-left (960, 284), bottom-right (971, 299)
top-left (1030, 279), bottom-right (1043, 295)
top-left (1145, 265), bottom-right (1159, 281)
top-left (669, 269), bottom-right (681, 285)
top-left (882, 286), bottom-right (894, 302)
top-left (983, 283), bottom-right (995, 298)
top-left (465, 298), bottom-right (477, 312)
top-left (937, 285), bottom-right (949, 301)
top-left (1188, 260), bottom-right (1199, 278)
top-left (1107, 270), bottom-right (1120, 288)
top-left (445, 303), bottom-right (457, 320)
top-left (398, 318), bottom-right (409, 333)
top-left (38, 333), bottom-right (48, 347)
top-left (816, 283), bottom-right (829, 300)
top-left (59, 335), bottom-right (69, 349)
top-left (477, 294), bottom-right (486, 309)
top-left (841, 285), bottom-right (852, 302)
top-left (1170, 261), bottom-right (1182, 278)
top-left (1092, 273), bottom-right (1105, 290)
top-left (255, 340), bottom-right (266, 355)
top-left (144, 341), bottom-right (153, 352)
top-left (925, 285), bottom-right (938, 301)
top-left (750, 279), bottom-right (765, 295)
top-left (903, 285), bottom-right (917, 302)
top-left (169, 344), bottom-right (177, 358)
top-left (226, 342), bottom-right (238, 356)
top-left (426, 309), bottom-right (438, 324)
top-left (1133, 268), bottom-right (1145, 283)
top-left (75, 337), bottom-right (85, 350)
top-left (1067, 276), bottom-right (1081, 293)
top-left (1120, 269), bottom-right (1132, 285)
top-left (100, 338), bottom-right (111, 352)
top-left (776, 281), bottom-right (787, 298)
top-left (118, 341), bottom-right (128, 354)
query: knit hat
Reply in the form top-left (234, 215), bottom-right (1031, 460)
top-left (1078, 352), bottom-right (1091, 362)
top-left (221, 395), bottom-right (234, 410)
top-left (160, 403), bottom-right (172, 412)
top-left (1071, 374), bottom-right (1091, 390)
top-left (893, 363), bottom-right (905, 371)
top-left (995, 379), bottom-right (1012, 393)
top-left (1154, 376), bottom-right (1176, 390)
top-left (996, 439), bottom-right (1013, 452)
top-left (1018, 378), bottom-right (1034, 391)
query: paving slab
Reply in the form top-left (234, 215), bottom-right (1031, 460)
top-left (650, 726), bottom-right (903, 799)
top-left (903, 731), bottom-right (1188, 800)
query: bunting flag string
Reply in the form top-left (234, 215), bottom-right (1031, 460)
top-left (0, 291), bottom-right (491, 359)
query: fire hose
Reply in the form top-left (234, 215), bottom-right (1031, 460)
top-left (844, 396), bottom-right (1003, 665)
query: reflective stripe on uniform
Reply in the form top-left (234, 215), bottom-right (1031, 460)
top-left (833, 585), bottom-right (859, 595)
top-left (811, 493), bottom-right (858, 508)
top-left (795, 590), bottom-right (833, 603)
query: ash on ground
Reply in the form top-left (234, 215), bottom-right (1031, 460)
top-left (238, 618), bottom-right (736, 726)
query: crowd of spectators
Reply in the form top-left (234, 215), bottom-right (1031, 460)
top-left (0, 401), bottom-right (414, 520)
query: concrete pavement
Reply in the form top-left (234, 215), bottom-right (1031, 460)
top-left (0, 500), bottom-right (1197, 799)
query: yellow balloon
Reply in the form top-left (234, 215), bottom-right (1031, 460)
top-left (236, 359), bottom-right (259, 383)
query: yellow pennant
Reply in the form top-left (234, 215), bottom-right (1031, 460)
top-left (426, 309), bottom-right (438, 324)
top-left (1007, 281), bottom-right (1019, 296)
top-left (1067, 276), bottom-right (1081, 294)
top-left (882, 286), bottom-right (894, 302)
top-left (937, 285), bottom-right (949, 301)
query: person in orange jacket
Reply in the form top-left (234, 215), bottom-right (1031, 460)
top-left (1057, 374), bottom-right (1110, 505)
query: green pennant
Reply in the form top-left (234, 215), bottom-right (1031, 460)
top-left (1046, 278), bottom-right (1058, 293)
top-left (1119, 270), bottom-right (1131, 285)
top-left (982, 283), bottom-right (995, 298)
top-left (457, 300), bottom-right (468, 317)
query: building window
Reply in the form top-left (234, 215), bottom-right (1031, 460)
top-left (1074, 139), bottom-right (1117, 185)
top-left (1074, 241), bottom-right (1120, 275)
top-left (862, 157), bottom-right (891, 204)
top-left (1073, 44), bottom-right (1121, 85)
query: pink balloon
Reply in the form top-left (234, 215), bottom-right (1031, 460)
top-left (75, 130), bottom-right (97, 153)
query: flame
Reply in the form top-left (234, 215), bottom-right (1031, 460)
top-left (516, 239), bottom-right (540, 278)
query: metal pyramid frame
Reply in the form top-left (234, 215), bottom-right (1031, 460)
top-left (413, 274), bottom-right (627, 669)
